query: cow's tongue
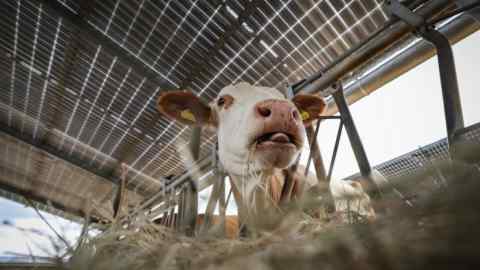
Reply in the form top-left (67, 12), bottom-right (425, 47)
top-left (268, 132), bottom-right (290, 143)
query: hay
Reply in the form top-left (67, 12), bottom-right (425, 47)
top-left (58, 159), bottom-right (480, 269)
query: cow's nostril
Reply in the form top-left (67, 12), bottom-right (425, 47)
top-left (257, 106), bottom-right (271, 118)
top-left (292, 110), bottom-right (299, 120)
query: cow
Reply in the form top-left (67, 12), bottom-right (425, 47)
top-left (157, 82), bottom-right (374, 236)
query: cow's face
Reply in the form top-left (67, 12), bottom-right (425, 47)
top-left (157, 82), bottom-right (325, 176)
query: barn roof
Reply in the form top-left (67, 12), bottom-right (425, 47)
top-left (0, 0), bottom-right (476, 222)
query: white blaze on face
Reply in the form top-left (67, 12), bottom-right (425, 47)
top-left (214, 83), bottom-right (281, 174)
top-left (157, 82), bottom-right (326, 178)
top-left (214, 83), bottom-right (299, 175)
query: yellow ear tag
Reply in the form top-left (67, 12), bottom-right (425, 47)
top-left (300, 110), bottom-right (310, 121)
top-left (180, 109), bottom-right (196, 122)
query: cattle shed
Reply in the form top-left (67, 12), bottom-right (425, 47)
top-left (0, 0), bottom-right (480, 252)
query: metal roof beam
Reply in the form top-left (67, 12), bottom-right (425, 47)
top-left (0, 113), bottom-right (155, 198)
top-left (0, 124), bottom-right (123, 190)
top-left (0, 176), bottom-right (98, 223)
top-left (293, 0), bottom-right (452, 94)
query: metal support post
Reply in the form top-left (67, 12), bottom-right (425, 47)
top-left (289, 83), bottom-right (329, 189)
top-left (422, 29), bottom-right (464, 149)
top-left (190, 127), bottom-right (202, 161)
top-left (179, 127), bottom-right (202, 235)
top-left (200, 142), bottom-right (226, 234)
top-left (331, 82), bottom-right (381, 200)
top-left (177, 188), bottom-right (184, 230)
top-left (305, 120), bottom-right (327, 182)
top-left (386, 0), bottom-right (465, 157)
top-left (218, 174), bottom-right (226, 235)
top-left (331, 83), bottom-right (372, 178)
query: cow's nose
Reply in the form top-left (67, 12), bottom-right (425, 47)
top-left (255, 100), bottom-right (300, 122)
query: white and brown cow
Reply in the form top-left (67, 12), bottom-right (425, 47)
top-left (157, 82), bottom-right (374, 236)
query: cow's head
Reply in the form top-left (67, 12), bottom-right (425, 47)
top-left (157, 82), bottom-right (325, 176)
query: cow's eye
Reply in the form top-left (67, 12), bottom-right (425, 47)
top-left (217, 97), bottom-right (225, 107)
top-left (217, 95), bottom-right (234, 109)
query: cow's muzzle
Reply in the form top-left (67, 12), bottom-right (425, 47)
top-left (251, 99), bottom-right (304, 150)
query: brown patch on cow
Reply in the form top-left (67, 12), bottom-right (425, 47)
top-left (196, 214), bottom-right (239, 239)
top-left (154, 214), bottom-right (240, 239)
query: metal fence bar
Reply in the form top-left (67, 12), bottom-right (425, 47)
top-left (386, 0), bottom-right (465, 156)
top-left (179, 126), bottom-right (202, 235)
top-left (422, 29), bottom-right (464, 151)
top-left (304, 120), bottom-right (325, 181)
top-left (331, 82), bottom-right (371, 178)
top-left (327, 121), bottom-right (343, 183)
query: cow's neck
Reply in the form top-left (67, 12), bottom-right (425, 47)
top-left (228, 168), bottom-right (284, 221)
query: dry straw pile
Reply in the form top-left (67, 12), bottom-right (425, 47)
top-left (13, 144), bottom-right (480, 270)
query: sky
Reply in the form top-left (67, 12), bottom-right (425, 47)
top-left (0, 198), bottom-right (83, 260)
top-left (1, 28), bottom-right (479, 259)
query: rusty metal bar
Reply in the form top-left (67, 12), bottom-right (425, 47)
top-left (305, 120), bottom-right (326, 182)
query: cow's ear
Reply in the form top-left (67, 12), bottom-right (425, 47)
top-left (157, 91), bottom-right (217, 126)
top-left (292, 94), bottom-right (326, 126)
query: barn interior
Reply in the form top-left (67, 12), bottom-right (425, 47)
top-left (1, 0), bottom-right (480, 269)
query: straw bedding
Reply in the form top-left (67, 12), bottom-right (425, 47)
top-left (54, 158), bottom-right (480, 270)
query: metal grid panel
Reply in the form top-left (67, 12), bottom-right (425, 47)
top-left (0, 0), bottom-right (391, 219)
top-left (349, 123), bottom-right (480, 180)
